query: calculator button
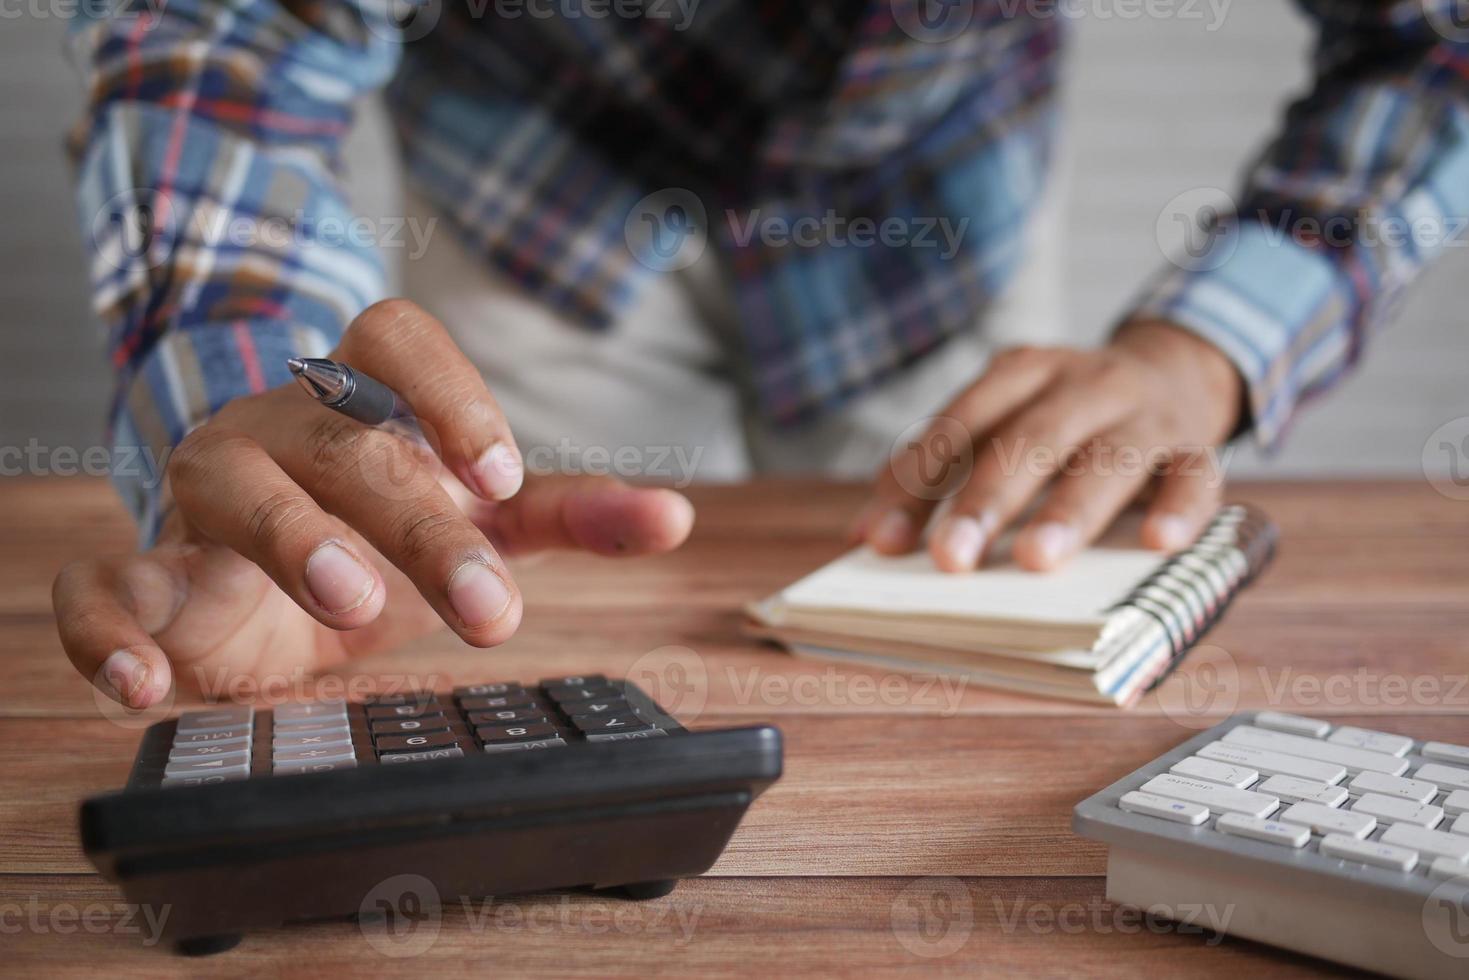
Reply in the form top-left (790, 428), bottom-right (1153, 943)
top-left (163, 757), bottom-right (252, 779)
top-left (562, 699), bottom-right (629, 717)
top-left (271, 720), bottom-right (350, 741)
top-left (571, 713), bottom-right (652, 735)
top-left (375, 731), bottom-right (459, 754)
top-left (176, 706), bottom-right (254, 734)
top-left (366, 703), bottom-right (444, 721)
top-left (380, 746), bottom-right (464, 764)
top-left (466, 709), bottom-right (548, 726)
top-left (548, 685), bottom-right (620, 705)
top-left (370, 716), bottom-right (450, 736)
top-left (273, 731), bottom-right (353, 751)
top-left (162, 770), bottom-right (249, 788)
top-left (168, 744), bottom-right (250, 763)
top-left (364, 692), bottom-right (438, 709)
top-left (586, 729), bottom-right (668, 743)
top-left (273, 745), bottom-right (355, 765)
top-left (459, 693), bottom-right (534, 711)
top-left (273, 711), bottom-right (349, 731)
top-left (455, 682), bottom-right (525, 699)
top-left (541, 675), bottom-right (608, 690)
top-left (476, 722), bottom-right (560, 743)
top-left (173, 727), bottom-right (252, 746)
top-left (483, 738), bottom-right (567, 753)
top-left (274, 701), bottom-right (347, 724)
top-left (273, 758), bottom-right (358, 775)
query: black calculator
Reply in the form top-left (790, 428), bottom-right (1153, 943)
top-left (80, 675), bottom-right (782, 955)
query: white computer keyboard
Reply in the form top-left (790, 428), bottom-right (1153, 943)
top-left (1074, 712), bottom-right (1469, 979)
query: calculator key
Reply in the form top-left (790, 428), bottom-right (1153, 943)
top-left (1445, 791), bottom-right (1469, 817)
top-left (364, 692), bottom-right (438, 709)
top-left (1429, 856), bottom-right (1469, 880)
top-left (273, 701), bottom-right (346, 724)
top-left (1319, 833), bottom-right (1418, 872)
top-left (1348, 770), bottom-right (1439, 804)
top-left (366, 703), bottom-right (444, 721)
top-left (1222, 726), bottom-right (1408, 776)
top-left (1117, 790), bottom-right (1209, 825)
top-left (455, 682), bottom-right (525, 699)
top-left (1327, 726), bottom-right (1414, 758)
top-left (1278, 801), bottom-right (1376, 839)
top-left (571, 713), bottom-right (652, 735)
top-left (586, 729), bottom-right (667, 742)
top-left (375, 731), bottom-right (459, 754)
top-left (176, 706), bottom-right (254, 734)
top-left (1349, 793), bottom-right (1443, 829)
top-left (1169, 756), bottom-right (1258, 789)
top-left (273, 745), bottom-right (355, 765)
top-left (1423, 742), bottom-right (1469, 766)
top-left (459, 693), bottom-right (534, 711)
top-left (168, 744), bottom-right (250, 763)
top-left (477, 723), bottom-right (560, 743)
top-left (482, 738), bottom-right (567, 753)
top-left (549, 685), bottom-right (620, 705)
top-left (1449, 814), bottom-right (1469, 836)
top-left (1380, 823), bottom-right (1469, 862)
top-left (163, 756), bottom-right (252, 779)
top-left (541, 674), bottom-right (608, 690)
top-left (561, 699), bottom-right (629, 717)
top-left (162, 770), bottom-right (249, 788)
top-left (466, 709), bottom-right (548, 726)
top-left (1256, 775), bottom-right (1348, 808)
top-left (273, 731), bottom-right (352, 751)
top-left (1253, 711), bottom-right (1330, 738)
top-left (380, 746), bottom-right (464, 764)
top-left (1416, 763), bottom-right (1469, 792)
top-left (273, 711), bottom-right (349, 731)
top-left (1197, 741), bottom-right (1347, 785)
top-left (370, 716), bottom-right (450, 736)
top-left (1137, 774), bottom-right (1280, 819)
top-left (1216, 813), bottom-right (1310, 847)
top-left (270, 720), bottom-right (349, 740)
top-left (173, 727), bottom-right (252, 746)
top-left (273, 758), bottom-right (358, 775)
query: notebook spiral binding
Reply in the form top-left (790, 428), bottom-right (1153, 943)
top-left (1106, 504), bottom-right (1279, 691)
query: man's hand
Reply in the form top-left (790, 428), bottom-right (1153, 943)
top-left (853, 320), bottom-right (1244, 572)
top-left (53, 300), bottom-right (695, 708)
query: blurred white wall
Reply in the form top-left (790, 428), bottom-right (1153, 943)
top-left (2, 4), bottom-right (1464, 476)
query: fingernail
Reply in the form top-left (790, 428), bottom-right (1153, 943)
top-left (305, 541), bottom-right (377, 614)
top-left (934, 515), bottom-right (986, 570)
top-left (101, 649), bottom-right (150, 707)
top-left (869, 509), bottom-right (914, 551)
top-left (1028, 521), bottom-right (1077, 567)
top-left (1151, 513), bottom-right (1191, 550)
top-left (448, 560), bottom-right (512, 628)
top-left (474, 443), bottom-right (524, 501)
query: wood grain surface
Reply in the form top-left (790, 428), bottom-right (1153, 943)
top-left (2, 477), bottom-right (1466, 976)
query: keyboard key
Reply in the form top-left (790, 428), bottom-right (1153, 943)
top-left (459, 693), bottom-right (534, 711)
top-left (1319, 833), bottom-right (1418, 872)
top-left (455, 682), bottom-right (525, 699)
top-left (176, 706), bottom-right (254, 734)
top-left (379, 746), bottom-right (464, 764)
top-left (1118, 790), bottom-right (1210, 825)
top-left (1429, 856), bottom-right (1469, 880)
top-left (1169, 756), bottom-right (1258, 789)
top-left (1348, 770), bottom-right (1438, 804)
top-left (370, 716), bottom-right (450, 736)
top-left (483, 738), bottom-right (568, 753)
top-left (1450, 814), bottom-right (1469, 836)
top-left (375, 731), bottom-right (459, 754)
top-left (1138, 774), bottom-right (1280, 818)
top-left (272, 745), bottom-right (354, 765)
top-left (1349, 793), bottom-right (1443, 829)
top-left (548, 685), bottom-right (621, 705)
top-left (572, 712), bottom-right (652, 735)
top-left (273, 711), bottom-right (349, 731)
top-left (1416, 763), bottom-right (1469, 792)
top-left (1445, 790), bottom-right (1469, 817)
top-left (562, 699), bottom-right (630, 717)
top-left (1256, 775), bottom-right (1349, 808)
top-left (364, 692), bottom-right (437, 709)
top-left (1216, 813), bottom-right (1310, 847)
top-left (1278, 801), bottom-right (1376, 839)
top-left (272, 730), bottom-right (351, 750)
top-left (1197, 741), bottom-right (1347, 785)
top-left (274, 701), bottom-right (346, 724)
top-left (365, 703), bottom-right (443, 720)
top-left (162, 770), bottom-right (249, 788)
top-left (586, 729), bottom-right (667, 742)
top-left (274, 758), bottom-right (357, 775)
top-left (1253, 711), bottom-right (1330, 738)
top-left (476, 722), bottom-right (560, 744)
top-left (168, 744), bottom-right (249, 763)
top-left (466, 708), bottom-right (548, 726)
top-left (1380, 823), bottom-right (1469, 862)
top-left (1326, 726), bottom-right (1414, 758)
top-left (1222, 726), bottom-right (1408, 776)
top-left (163, 756), bottom-right (252, 779)
top-left (1423, 742), bottom-right (1469, 766)
top-left (173, 727), bottom-right (252, 746)
top-left (541, 674), bottom-right (608, 689)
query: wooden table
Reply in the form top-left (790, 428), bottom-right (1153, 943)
top-left (3, 477), bottom-right (1467, 977)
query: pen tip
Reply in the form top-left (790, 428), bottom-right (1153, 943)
top-left (286, 357), bottom-right (306, 376)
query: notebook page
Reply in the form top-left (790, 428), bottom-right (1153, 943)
top-left (775, 544), bottom-right (1166, 628)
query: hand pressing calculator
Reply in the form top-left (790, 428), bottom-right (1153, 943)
top-left (80, 675), bottom-right (782, 956)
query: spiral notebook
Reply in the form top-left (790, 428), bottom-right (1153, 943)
top-left (746, 505), bottom-right (1277, 707)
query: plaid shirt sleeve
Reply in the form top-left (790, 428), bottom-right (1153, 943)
top-left (67, 0), bottom-right (401, 542)
top-left (1127, 0), bottom-right (1469, 449)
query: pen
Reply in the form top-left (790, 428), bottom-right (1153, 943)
top-left (287, 357), bottom-right (427, 445)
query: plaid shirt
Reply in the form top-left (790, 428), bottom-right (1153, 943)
top-left (70, 0), bottom-right (1469, 540)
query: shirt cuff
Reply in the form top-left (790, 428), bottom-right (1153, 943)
top-left (1124, 221), bottom-right (1356, 451)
